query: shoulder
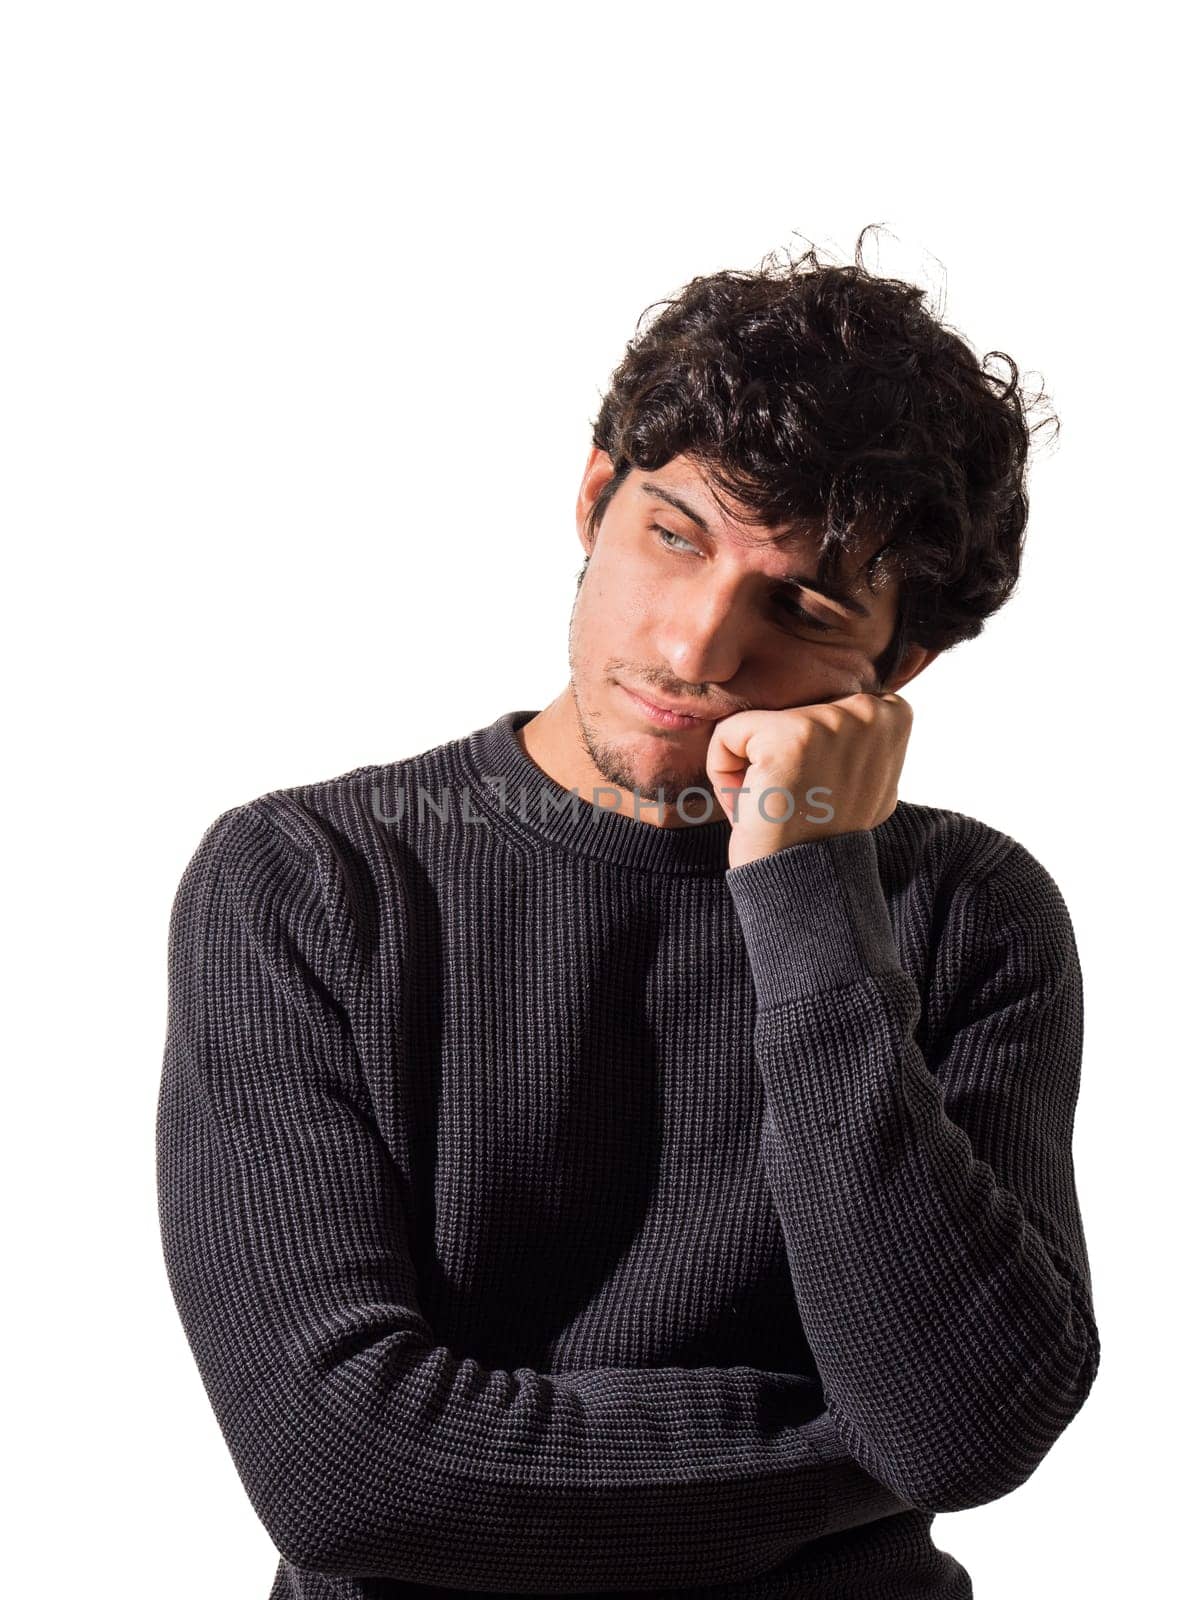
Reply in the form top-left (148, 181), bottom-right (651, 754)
top-left (881, 798), bottom-right (1071, 910)
top-left (879, 797), bottom-right (1016, 881)
top-left (184, 722), bottom-right (476, 875)
top-left (877, 801), bottom-right (1080, 999)
top-left (884, 803), bottom-right (1082, 1020)
top-left (177, 724), bottom-right (482, 976)
top-left (237, 722), bottom-right (481, 851)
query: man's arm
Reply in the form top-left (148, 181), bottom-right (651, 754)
top-left (156, 801), bottom-right (912, 1594)
top-left (725, 826), bottom-right (1101, 1515)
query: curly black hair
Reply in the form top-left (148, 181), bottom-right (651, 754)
top-left (586, 225), bottom-right (1058, 685)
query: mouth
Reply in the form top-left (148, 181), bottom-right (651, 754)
top-left (619, 683), bottom-right (721, 731)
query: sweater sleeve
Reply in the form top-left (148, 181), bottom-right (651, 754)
top-left (724, 825), bottom-right (1101, 1516)
top-left (156, 801), bottom-right (913, 1594)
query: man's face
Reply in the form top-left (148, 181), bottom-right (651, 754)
top-left (566, 449), bottom-right (925, 808)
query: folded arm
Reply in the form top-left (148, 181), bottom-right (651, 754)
top-left (726, 826), bottom-right (1101, 1515)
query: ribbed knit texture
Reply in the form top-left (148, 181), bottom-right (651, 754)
top-left (155, 708), bottom-right (1100, 1599)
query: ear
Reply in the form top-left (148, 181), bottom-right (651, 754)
top-left (883, 644), bottom-right (942, 693)
top-left (576, 447), bottom-right (616, 558)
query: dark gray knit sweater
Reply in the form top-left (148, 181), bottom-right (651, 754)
top-left (155, 707), bottom-right (1100, 1600)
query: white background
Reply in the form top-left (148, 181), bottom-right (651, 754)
top-left (3, 3), bottom-right (1192, 1595)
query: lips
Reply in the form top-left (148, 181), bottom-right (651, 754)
top-left (639, 693), bottom-right (714, 719)
top-left (621, 683), bottom-right (724, 728)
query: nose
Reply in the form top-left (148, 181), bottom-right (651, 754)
top-left (652, 585), bottom-right (745, 689)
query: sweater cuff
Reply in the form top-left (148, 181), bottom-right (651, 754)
top-left (724, 828), bottom-right (902, 1006)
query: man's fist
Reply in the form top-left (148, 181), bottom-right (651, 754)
top-left (705, 692), bottom-right (914, 870)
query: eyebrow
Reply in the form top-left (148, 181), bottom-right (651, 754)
top-left (638, 480), bottom-right (873, 618)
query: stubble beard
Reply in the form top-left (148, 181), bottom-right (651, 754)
top-left (567, 566), bottom-right (718, 813)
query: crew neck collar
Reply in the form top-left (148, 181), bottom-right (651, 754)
top-left (459, 708), bottom-right (735, 876)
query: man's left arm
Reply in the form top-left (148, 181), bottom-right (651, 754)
top-left (725, 827), bottom-right (1101, 1516)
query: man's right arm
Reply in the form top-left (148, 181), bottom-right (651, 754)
top-left (155, 800), bottom-right (910, 1592)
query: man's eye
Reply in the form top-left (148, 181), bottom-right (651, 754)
top-left (775, 594), bottom-right (836, 633)
top-left (654, 523), bottom-right (835, 635)
top-left (654, 524), bottom-right (694, 553)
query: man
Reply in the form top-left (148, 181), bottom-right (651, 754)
top-left (157, 232), bottom-right (1100, 1600)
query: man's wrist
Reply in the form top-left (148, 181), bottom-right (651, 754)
top-left (725, 828), bottom-right (901, 1005)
